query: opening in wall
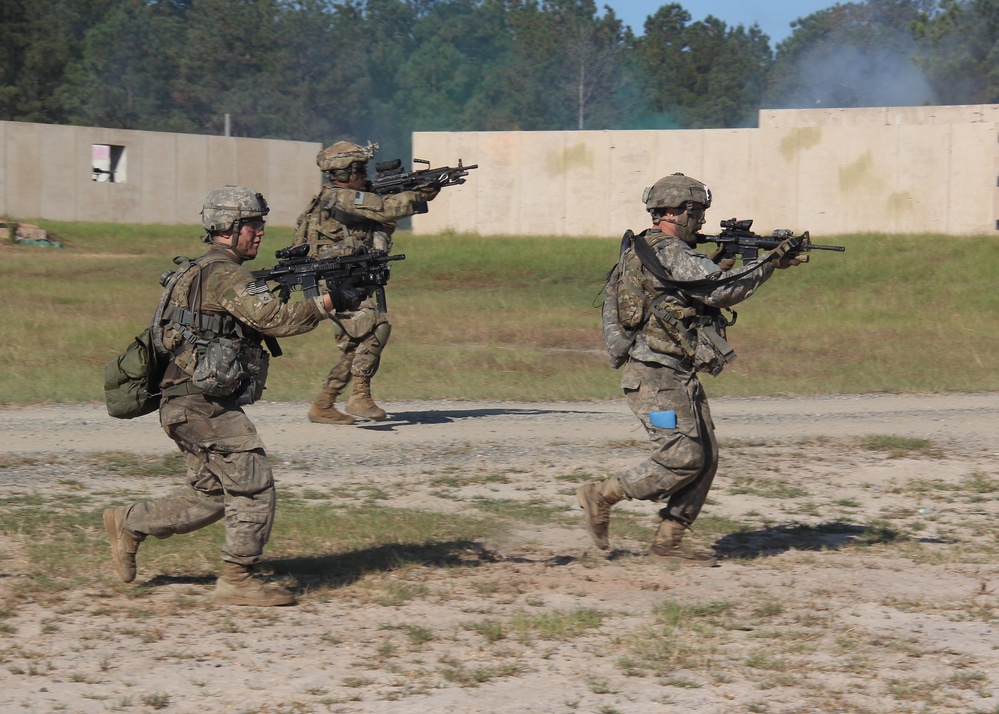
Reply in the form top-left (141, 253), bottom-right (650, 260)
top-left (92, 144), bottom-right (127, 182)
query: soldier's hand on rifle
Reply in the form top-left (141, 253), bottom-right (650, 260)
top-left (771, 238), bottom-right (809, 269)
top-left (417, 185), bottom-right (441, 201)
top-left (709, 247), bottom-right (736, 271)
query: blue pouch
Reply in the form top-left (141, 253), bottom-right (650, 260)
top-left (649, 410), bottom-right (676, 429)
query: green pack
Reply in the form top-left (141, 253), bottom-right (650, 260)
top-left (103, 326), bottom-right (168, 419)
top-left (103, 256), bottom-right (198, 419)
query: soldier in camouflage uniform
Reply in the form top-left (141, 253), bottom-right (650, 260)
top-left (294, 140), bottom-right (439, 425)
top-left (103, 186), bottom-right (341, 606)
top-left (577, 174), bottom-right (806, 566)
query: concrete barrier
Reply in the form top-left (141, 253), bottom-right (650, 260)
top-left (412, 105), bottom-right (999, 238)
top-left (0, 121), bottom-right (321, 227)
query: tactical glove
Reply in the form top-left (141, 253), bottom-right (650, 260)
top-left (329, 285), bottom-right (365, 312)
top-left (417, 185), bottom-right (441, 201)
top-left (709, 247), bottom-right (736, 271)
top-left (771, 238), bottom-right (809, 269)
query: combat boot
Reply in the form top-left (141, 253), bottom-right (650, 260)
top-left (214, 562), bottom-right (296, 607)
top-left (103, 506), bottom-right (142, 583)
top-left (345, 375), bottom-right (387, 421)
top-left (575, 477), bottom-right (627, 550)
top-left (308, 386), bottom-right (355, 425)
top-left (648, 517), bottom-right (718, 567)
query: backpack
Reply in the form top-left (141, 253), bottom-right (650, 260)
top-left (103, 257), bottom-right (198, 419)
top-left (103, 326), bottom-right (169, 419)
top-left (601, 230), bottom-right (641, 369)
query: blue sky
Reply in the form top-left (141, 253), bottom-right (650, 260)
top-left (602, 0), bottom-right (841, 44)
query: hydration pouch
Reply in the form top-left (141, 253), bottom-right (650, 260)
top-left (692, 311), bottom-right (737, 377)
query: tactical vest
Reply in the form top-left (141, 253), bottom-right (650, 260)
top-left (155, 254), bottom-right (270, 402)
top-left (608, 230), bottom-right (736, 375)
top-left (293, 186), bottom-right (379, 258)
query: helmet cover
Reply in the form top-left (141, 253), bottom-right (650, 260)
top-left (642, 173), bottom-right (712, 212)
top-left (201, 186), bottom-right (269, 238)
top-left (316, 140), bottom-right (379, 171)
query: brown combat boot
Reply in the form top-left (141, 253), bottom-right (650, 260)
top-left (103, 506), bottom-right (142, 583)
top-left (648, 518), bottom-right (719, 567)
top-left (575, 477), bottom-right (627, 550)
top-left (345, 375), bottom-right (387, 421)
top-left (308, 386), bottom-right (355, 425)
top-left (214, 562), bottom-right (296, 607)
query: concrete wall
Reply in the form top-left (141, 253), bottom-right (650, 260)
top-left (413, 104), bottom-right (999, 238)
top-left (0, 121), bottom-right (321, 227)
top-left (6, 106), bottom-right (997, 236)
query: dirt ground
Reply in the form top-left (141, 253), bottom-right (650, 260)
top-left (1, 393), bottom-right (998, 713)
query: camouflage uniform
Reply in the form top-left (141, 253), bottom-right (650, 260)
top-left (294, 181), bottom-right (427, 415)
top-left (616, 229), bottom-right (775, 526)
top-left (121, 245), bottom-right (328, 566)
top-left (578, 172), bottom-right (806, 564)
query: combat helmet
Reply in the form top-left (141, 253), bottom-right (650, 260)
top-left (316, 140), bottom-right (379, 172)
top-left (643, 173), bottom-right (712, 213)
top-left (200, 186), bottom-right (269, 241)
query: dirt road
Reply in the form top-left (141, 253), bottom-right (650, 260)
top-left (3, 392), bottom-right (998, 456)
top-left (2, 393), bottom-right (998, 714)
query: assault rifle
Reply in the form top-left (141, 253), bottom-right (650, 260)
top-left (697, 218), bottom-right (845, 264)
top-left (250, 244), bottom-right (404, 312)
top-left (371, 158), bottom-right (478, 213)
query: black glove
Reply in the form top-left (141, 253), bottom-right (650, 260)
top-left (329, 285), bottom-right (365, 312)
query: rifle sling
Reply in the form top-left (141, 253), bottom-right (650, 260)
top-left (632, 232), bottom-right (771, 289)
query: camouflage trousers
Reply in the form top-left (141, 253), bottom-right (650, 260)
top-left (617, 359), bottom-right (719, 527)
top-left (122, 394), bottom-right (276, 566)
top-left (322, 300), bottom-right (391, 391)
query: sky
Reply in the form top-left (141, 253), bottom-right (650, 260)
top-left (602, 0), bottom-right (842, 44)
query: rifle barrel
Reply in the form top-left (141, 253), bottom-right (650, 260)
top-left (808, 244), bottom-right (846, 252)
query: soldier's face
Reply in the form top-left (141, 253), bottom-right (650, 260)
top-left (345, 162), bottom-right (368, 190)
top-left (234, 219), bottom-right (265, 259)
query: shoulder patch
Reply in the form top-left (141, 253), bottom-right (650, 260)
top-left (354, 191), bottom-right (366, 205)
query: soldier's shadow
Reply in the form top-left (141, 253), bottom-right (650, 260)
top-left (358, 406), bottom-right (605, 430)
top-left (711, 521), bottom-right (948, 560)
top-left (265, 540), bottom-right (499, 590)
top-left (134, 541), bottom-right (575, 592)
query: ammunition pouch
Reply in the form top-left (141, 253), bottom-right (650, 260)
top-left (692, 309), bottom-right (737, 376)
top-left (190, 336), bottom-right (244, 397)
top-left (161, 303), bottom-right (270, 405)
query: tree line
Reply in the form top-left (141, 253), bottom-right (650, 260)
top-left (1, 0), bottom-right (997, 158)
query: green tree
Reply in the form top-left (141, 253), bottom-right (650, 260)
top-left (913, 0), bottom-right (999, 104)
top-left (0, 0), bottom-right (120, 123)
top-left (766, 0), bottom-right (936, 108)
top-left (264, 0), bottom-right (376, 144)
top-left (392, 0), bottom-right (514, 132)
top-left (632, 4), bottom-right (772, 128)
top-left (505, 0), bottom-right (634, 130)
top-left (60, 0), bottom-right (193, 131)
top-left (168, 0), bottom-right (287, 137)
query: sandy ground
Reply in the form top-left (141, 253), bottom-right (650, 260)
top-left (1, 393), bottom-right (999, 713)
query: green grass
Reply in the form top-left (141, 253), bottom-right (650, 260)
top-left (2, 222), bottom-right (998, 403)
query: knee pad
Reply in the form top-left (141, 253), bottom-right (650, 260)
top-left (369, 323), bottom-right (391, 356)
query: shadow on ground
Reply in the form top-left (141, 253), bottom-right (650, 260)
top-left (358, 406), bottom-right (616, 431)
top-left (713, 521), bottom-right (947, 560)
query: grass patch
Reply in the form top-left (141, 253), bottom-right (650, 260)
top-left (4, 227), bottom-right (999, 403)
top-left (858, 435), bottom-right (942, 459)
